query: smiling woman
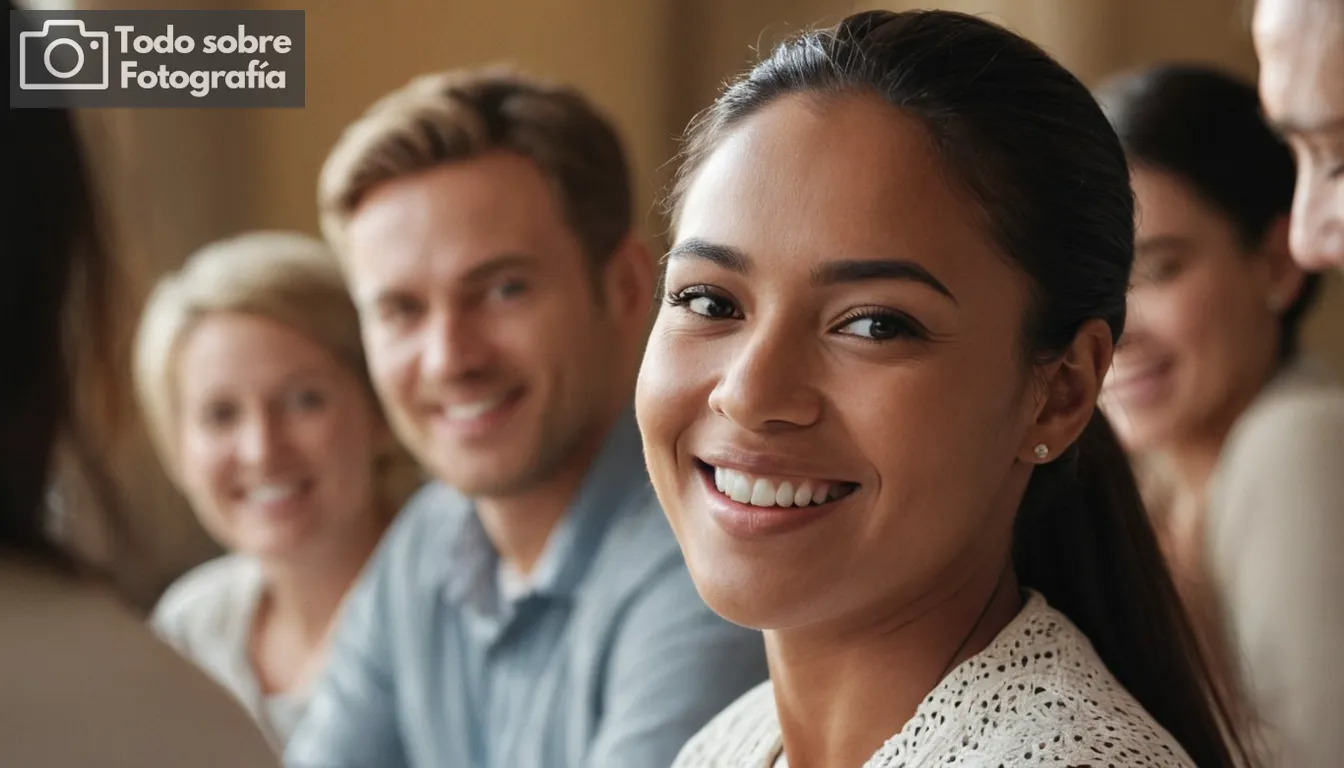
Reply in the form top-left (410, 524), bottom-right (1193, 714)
top-left (133, 231), bottom-right (421, 748)
top-left (636, 9), bottom-right (1246, 768)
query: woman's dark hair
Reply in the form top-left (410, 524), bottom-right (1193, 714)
top-left (1099, 64), bottom-right (1322, 363)
top-left (3, 1), bottom-right (128, 572)
top-left (668, 10), bottom-right (1244, 766)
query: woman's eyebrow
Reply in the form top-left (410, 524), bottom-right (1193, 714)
top-left (664, 238), bottom-right (751, 273)
top-left (813, 259), bottom-right (957, 304)
top-left (665, 239), bottom-right (957, 304)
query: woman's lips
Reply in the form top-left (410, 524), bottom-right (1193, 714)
top-left (693, 460), bottom-right (857, 540)
top-left (1106, 358), bottom-right (1174, 410)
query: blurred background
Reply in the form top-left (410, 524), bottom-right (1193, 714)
top-left (43, 0), bottom-right (1343, 607)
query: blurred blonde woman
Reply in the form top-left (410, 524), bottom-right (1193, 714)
top-left (135, 231), bottom-right (421, 747)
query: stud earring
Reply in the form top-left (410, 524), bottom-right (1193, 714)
top-left (1033, 444), bottom-right (1050, 461)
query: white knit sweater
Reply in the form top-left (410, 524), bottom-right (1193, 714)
top-left (673, 591), bottom-right (1195, 768)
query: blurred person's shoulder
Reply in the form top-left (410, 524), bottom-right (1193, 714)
top-left (1239, 357), bottom-right (1344, 431)
top-left (152, 553), bottom-right (263, 646)
top-left (353, 480), bottom-right (474, 601)
top-left (585, 481), bottom-right (686, 603)
top-left (1215, 359), bottom-right (1344, 503)
top-left (0, 559), bottom-right (280, 768)
top-left (1208, 359), bottom-right (1344, 562)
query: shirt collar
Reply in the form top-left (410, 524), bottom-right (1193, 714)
top-left (438, 406), bottom-right (650, 608)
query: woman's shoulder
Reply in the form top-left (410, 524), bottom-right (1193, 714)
top-left (998, 598), bottom-right (1195, 765)
top-left (151, 553), bottom-right (263, 650)
top-left (869, 594), bottom-right (1195, 767)
top-left (0, 561), bottom-right (279, 767)
top-left (1224, 361), bottom-right (1344, 465)
top-left (672, 681), bottom-right (779, 767)
top-left (1209, 362), bottom-right (1344, 531)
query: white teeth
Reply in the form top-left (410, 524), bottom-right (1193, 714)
top-left (729, 473), bottom-right (752, 503)
top-left (749, 479), bottom-right (776, 507)
top-left (248, 484), bottom-right (300, 504)
top-left (794, 482), bottom-right (813, 507)
top-left (812, 483), bottom-right (830, 504)
top-left (712, 468), bottom-right (852, 509)
top-left (445, 393), bottom-right (509, 421)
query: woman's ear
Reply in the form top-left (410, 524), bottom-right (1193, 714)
top-left (1019, 318), bottom-right (1114, 464)
top-left (1260, 214), bottom-right (1307, 314)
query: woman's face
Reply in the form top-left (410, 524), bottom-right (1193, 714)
top-left (636, 94), bottom-right (1051, 631)
top-left (175, 312), bottom-right (387, 562)
top-left (1103, 167), bottom-right (1290, 453)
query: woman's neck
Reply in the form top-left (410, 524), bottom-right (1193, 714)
top-left (1163, 437), bottom-right (1226, 504)
top-left (250, 526), bottom-right (383, 695)
top-left (1165, 356), bottom-right (1283, 498)
top-left (767, 555), bottom-right (1021, 768)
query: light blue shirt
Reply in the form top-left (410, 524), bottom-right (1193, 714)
top-left (285, 411), bottom-right (768, 768)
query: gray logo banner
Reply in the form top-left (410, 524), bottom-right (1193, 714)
top-left (9, 9), bottom-right (305, 108)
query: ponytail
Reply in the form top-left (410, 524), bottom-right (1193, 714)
top-left (1014, 410), bottom-right (1249, 767)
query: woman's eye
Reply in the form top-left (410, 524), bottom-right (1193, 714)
top-left (378, 294), bottom-right (424, 324)
top-left (666, 287), bottom-right (740, 320)
top-left (288, 388), bottom-right (326, 412)
top-left (836, 313), bottom-right (915, 341)
top-left (689, 295), bottom-right (736, 318)
top-left (202, 401), bottom-right (237, 428)
top-left (1133, 257), bottom-right (1183, 286)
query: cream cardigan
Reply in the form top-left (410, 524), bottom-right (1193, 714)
top-left (1206, 360), bottom-right (1344, 767)
top-left (672, 591), bottom-right (1194, 768)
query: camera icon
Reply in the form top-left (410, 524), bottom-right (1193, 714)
top-left (19, 20), bottom-right (110, 91)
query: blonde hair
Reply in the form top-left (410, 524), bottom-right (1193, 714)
top-left (134, 231), bottom-right (421, 509)
top-left (318, 67), bottom-right (631, 267)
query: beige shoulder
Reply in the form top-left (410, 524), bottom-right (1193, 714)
top-left (1230, 381), bottom-right (1344, 455)
top-left (0, 564), bottom-right (279, 768)
top-left (1214, 382), bottom-right (1344, 506)
top-left (1208, 380), bottom-right (1344, 584)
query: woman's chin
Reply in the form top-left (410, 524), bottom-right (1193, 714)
top-left (686, 549), bottom-right (831, 632)
top-left (235, 528), bottom-right (318, 562)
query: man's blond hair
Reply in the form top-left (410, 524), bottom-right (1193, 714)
top-left (319, 67), bottom-right (632, 268)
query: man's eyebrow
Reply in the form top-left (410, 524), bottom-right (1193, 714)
top-left (460, 252), bottom-right (540, 283)
top-left (356, 253), bottom-right (540, 307)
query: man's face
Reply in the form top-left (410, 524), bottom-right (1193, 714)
top-left (343, 152), bottom-right (626, 497)
top-left (1255, 0), bottom-right (1344, 273)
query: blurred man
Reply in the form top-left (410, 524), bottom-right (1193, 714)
top-left (284, 69), bottom-right (766, 768)
top-left (1254, 0), bottom-right (1344, 273)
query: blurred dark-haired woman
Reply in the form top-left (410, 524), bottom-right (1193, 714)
top-left (0, 3), bottom-right (281, 766)
top-left (1099, 63), bottom-right (1344, 767)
